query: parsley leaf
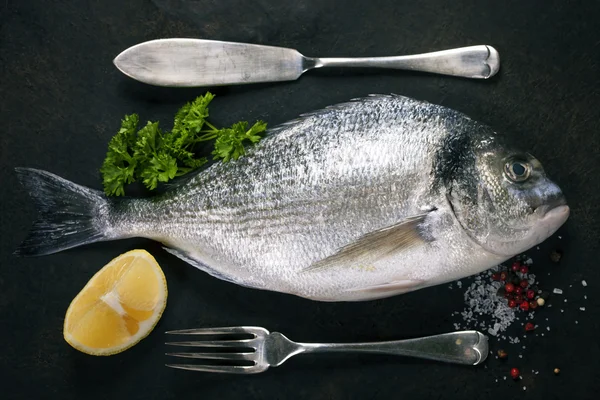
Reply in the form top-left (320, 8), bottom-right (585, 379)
top-left (211, 121), bottom-right (268, 162)
top-left (140, 153), bottom-right (178, 190)
top-left (100, 114), bottom-right (139, 196)
top-left (100, 92), bottom-right (267, 196)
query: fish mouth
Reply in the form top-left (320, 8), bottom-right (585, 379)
top-left (531, 197), bottom-right (569, 243)
top-left (533, 196), bottom-right (569, 219)
top-left (526, 203), bottom-right (570, 249)
top-left (539, 204), bottom-right (570, 222)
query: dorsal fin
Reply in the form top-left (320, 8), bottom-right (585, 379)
top-left (266, 94), bottom-right (421, 136)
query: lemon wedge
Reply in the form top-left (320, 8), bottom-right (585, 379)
top-left (63, 249), bottom-right (167, 355)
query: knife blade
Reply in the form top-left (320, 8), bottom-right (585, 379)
top-left (113, 38), bottom-right (500, 87)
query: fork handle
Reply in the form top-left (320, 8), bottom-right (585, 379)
top-left (307, 45), bottom-right (500, 79)
top-left (297, 331), bottom-right (488, 365)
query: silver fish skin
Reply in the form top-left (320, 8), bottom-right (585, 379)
top-left (15, 95), bottom-right (569, 302)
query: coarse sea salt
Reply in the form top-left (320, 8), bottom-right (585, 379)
top-left (449, 253), bottom-right (566, 372)
top-left (452, 270), bottom-right (517, 337)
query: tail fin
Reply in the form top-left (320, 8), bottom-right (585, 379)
top-left (14, 168), bottom-right (111, 256)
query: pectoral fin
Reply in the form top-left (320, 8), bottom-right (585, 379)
top-left (303, 211), bottom-right (434, 272)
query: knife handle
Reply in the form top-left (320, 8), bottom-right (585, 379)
top-left (307, 45), bottom-right (500, 79)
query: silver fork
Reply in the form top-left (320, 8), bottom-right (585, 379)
top-left (165, 327), bottom-right (488, 374)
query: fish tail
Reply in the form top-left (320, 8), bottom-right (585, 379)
top-left (14, 167), bottom-right (115, 256)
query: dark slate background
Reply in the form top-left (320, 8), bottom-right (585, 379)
top-left (1, 0), bottom-right (599, 399)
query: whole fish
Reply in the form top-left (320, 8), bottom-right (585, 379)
top-left (15, 94), bottom-right (569, 302)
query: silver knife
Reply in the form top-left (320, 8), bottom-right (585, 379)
top-left (113, 38), bottom-right (500, 87)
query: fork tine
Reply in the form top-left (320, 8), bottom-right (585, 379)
top-left (166, 352), bottom-right (255, 361)
top-left (165, 364), bottom-right (258, 374)
top-left (165, 326), bottom-right (267, 335)
top-left (165, 339), bottom-right (255, 348)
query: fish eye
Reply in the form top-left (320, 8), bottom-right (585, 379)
top-left (504, 160), bottom-right (531, 182)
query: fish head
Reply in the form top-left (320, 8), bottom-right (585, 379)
top-left (447, 136), bottom-right (569, 257)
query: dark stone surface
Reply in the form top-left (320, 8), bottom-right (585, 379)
top-left (1, 0), bottom-right (599, 399)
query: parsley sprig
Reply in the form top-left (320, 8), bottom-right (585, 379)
top-left (100, 92), bottom-right (267, 196)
